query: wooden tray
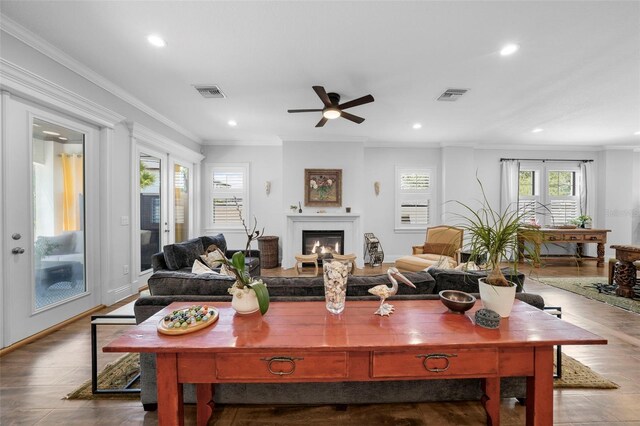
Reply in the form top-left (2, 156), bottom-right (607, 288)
top-left (157, 306), bottom-right (219, 335)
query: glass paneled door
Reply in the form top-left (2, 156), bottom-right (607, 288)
top-left (2, 96), bottom-right (99, 347)
top-left (32, 118), bottom-right (86, 309)
top-left (139, 154), bottom-right (163, 272)
top-left (172, 162), bottom-right (190, 244)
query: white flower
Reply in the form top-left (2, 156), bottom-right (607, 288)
top-left (327, 179), bottom-right (333, 186)
top-left (310, 179), bottom-right (318, 189)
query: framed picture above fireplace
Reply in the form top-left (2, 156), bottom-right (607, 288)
top-left (304, 169), bottom-right (342, 207)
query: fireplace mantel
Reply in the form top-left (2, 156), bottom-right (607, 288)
top-left (282, 213), bottom-right (363, 269)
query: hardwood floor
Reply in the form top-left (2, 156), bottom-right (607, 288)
top-left (1, 262), bottom-right (638, 425)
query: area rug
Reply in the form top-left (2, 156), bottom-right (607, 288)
top-left (536, 276), bottom-right (640, 314)
top-left (65, 353), bottom-right (140, 400)
top-left (554, 352), bottom-right (618, 389)
top-left (64, 350), bottom-right (617, 400)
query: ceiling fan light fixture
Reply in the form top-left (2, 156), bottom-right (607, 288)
top-left (322, 108), bottom-right (341, 120)
top-left (500, 43), bottom-right (519, 56)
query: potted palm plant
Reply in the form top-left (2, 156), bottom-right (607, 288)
top-left (209, 247), bottom-right (270, 315)
top-left (452, 178), bottom-right (543, 317)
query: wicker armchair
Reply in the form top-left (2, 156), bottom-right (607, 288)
top-left (395, 225), bottom-right (464, 272)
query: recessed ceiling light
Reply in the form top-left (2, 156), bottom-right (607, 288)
top-left (228, 120), bottom-right (237, 127)
top-left (58, 137), bottom-right (68, 141)
top-left (412, 123), bottom-right (422, 129)
top-left (500, 43), bottom-right (520, 56)
top-left (147, 34), bottom-right (166, 48)
top-left (532, 128), bottom-right (544, 133)
top-left (634, 130), bottom-right (640, 135)
top-left (42, 130), bottom-right (60, 136)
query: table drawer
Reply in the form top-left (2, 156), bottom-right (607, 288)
top-left (372, 348), bottom-right (498, 379)
top-left (563, 234), bottom-right (583, 242)
top-left (216, 352), bottom-right (348, 380)
top-left (544, 234), bottom-right (564, 242)
top-left (583, 234), bottom-right (603, 242)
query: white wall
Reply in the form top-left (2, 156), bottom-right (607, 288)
top-left (201, 142), bottom-right (639, 265)
top-left (603, 150), bottom-right (635, 249)
top-left (363, 147), bottom-right (441, 259)
top-left (201, 145), bottom-right (283, 252)
top-left (634, 150), bottom-right (640, 245)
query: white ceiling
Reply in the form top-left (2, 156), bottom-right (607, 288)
top-left (1, 1), bottom-right (639, 148)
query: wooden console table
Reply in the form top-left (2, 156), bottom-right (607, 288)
top-left (104, 301), bottom-right (605, 426)
top-left (518, 228), bottom-right (610, 267)
top-left (611, 245), bottom-right (640, 298)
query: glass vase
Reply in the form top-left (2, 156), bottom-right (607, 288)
top-left (322, 259), bottom-right (349, 314)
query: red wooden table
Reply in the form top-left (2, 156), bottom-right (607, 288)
top-left (104, 300), bottom-right (606, 426)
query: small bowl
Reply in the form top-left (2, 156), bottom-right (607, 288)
top-left (439, 290), bottom-right (476, 314)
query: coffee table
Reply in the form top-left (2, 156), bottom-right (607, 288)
top-left (104, 300), bottom-right (606, 426)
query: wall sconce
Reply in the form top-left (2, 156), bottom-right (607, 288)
top-left (265, 181), bottom-right (271, 196)
top-left (374, 181), bottom-right (380, 196)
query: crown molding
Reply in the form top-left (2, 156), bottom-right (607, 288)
top-left (0, 59), bottom-right (125, 127)
top-left (201, 139), bottom-right (283, 146)
top-left (0, 13), bottom-right (201, 144)
top-left (472, 143), bottom-right (604, 152)
top-left (127, 122), bottom-right (204, 163)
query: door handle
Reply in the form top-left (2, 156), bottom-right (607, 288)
top-left (12, 247), bottom-right (25, 254)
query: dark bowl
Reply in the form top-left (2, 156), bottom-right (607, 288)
top-left (439, 290), bottom-right (477, 314)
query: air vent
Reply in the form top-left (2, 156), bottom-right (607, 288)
top-left (437, 88), bottom-right (469, 102)
top-left (194, 85), bottom-right (226, 99)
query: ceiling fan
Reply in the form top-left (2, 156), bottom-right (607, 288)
top-left (288, 86), bottom-right (374, 127)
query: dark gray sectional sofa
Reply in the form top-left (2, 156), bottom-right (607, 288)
top-left (135, 249), bottom-right (544, 411)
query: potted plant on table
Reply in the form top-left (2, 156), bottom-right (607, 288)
top-left (210, 247), bottom-right (270, 315)
top-left (571, 215), bottom-right (592, 229)
top-left (452, 178), bottom-right (543, 317)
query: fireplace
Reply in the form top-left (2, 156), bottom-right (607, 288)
top-left (302, 230), bottom-right (344, 261)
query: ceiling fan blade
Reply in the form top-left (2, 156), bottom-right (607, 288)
top-left (313, 86), bottom-right (333, 107)
top-left (341, 111), bottom-right (365, 124)
top-left (315, 117), bottom-right (328, 127)
top-left (338, 94), bottom-right (374, 110)
top-left (288, 109), bottom-right (323, 113)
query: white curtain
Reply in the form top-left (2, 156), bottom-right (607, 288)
top-left (500, 160), bottom-right (520, 214)
top-left (579, 161), bottom-right (594, 218)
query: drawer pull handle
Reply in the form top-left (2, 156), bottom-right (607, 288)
top-left (416, 353), bottom-right (458, 373)
top-left (260, 356), bottom-right (303, 376)
top-left (570, 236), bottom-right (578, 240)
top-left (549, 237), bottom-right (556, 241)
top-left (589, 237), bottom-right (598, 240)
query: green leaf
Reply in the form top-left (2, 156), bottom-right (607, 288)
top-left (249, 281), bottom-right (270, 315)
top-left (231, 251), bottom-right (245, 272)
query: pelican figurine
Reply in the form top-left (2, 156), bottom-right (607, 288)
top-left (368, 267), bottom-right (416, 316)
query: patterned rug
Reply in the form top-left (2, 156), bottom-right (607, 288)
top-left (536, 276), bottom-right (640, 314)
top-left (65, 349), bottom-right (617, 400)
top-left (65, 353), bottom-right (140, 400)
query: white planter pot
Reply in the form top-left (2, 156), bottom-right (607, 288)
top-left (231, 287), bottom-right (260, 315)
top-left (478, 278), bottom-right (517, 318)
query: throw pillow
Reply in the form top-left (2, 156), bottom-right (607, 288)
top-left (163, 238), bottom-right (204, 270)
top-left (201, 234), bottom-right (227, 254)
top-left (200, 246), bottom-right (225, 269)
top-left (191, 259), bottom-right (219, 275)
top-left (423, 242), bottom-right (457, 258)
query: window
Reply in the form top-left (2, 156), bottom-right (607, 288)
top-left (207, 163), bottom-right (249, 228)
top-left (547, 170), bottom-right (579, 225)
top-left (395, 167), bottom-right (432, 230)
top-left (517, 163), bottom-right (581, 226)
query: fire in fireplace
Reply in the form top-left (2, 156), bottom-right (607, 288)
top-left (302, 230), bottom-right (345, 261)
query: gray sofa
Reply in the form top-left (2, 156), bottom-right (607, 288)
top-left (134, 267), bottom-right (544, 411)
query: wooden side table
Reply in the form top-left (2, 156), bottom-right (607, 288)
top-left (294, 253), bottom-right (318, 276)
top-left (610, 245), bottom-right (640, 298)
